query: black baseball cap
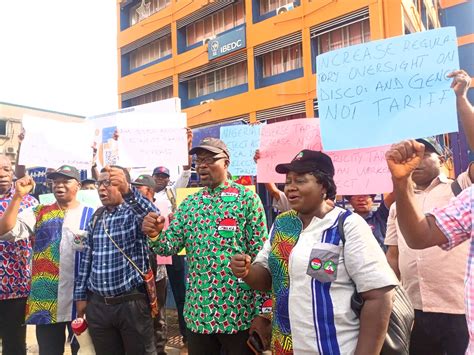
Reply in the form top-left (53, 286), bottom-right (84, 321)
top-left (189, 137), bottom-right (230, 157)
top-left (47, 165), bottom-right (81, 181)
top-left (132, 174), bottom-right (156, 190)
top-left (275, 150), bottom-right (335, 177)
top-left (152, 166), bottom-right (170, 177)
top-left (81, 178), bottom-right (96, 185)
top-left (344, 194), bottom-right (376, 201)
top-left (416, 137), bottom-right (444, 156)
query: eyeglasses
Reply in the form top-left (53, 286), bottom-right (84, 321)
top-left (95, 180), bottom-right (111, 188)
top-left (195, 156), bottom-right (226, 166)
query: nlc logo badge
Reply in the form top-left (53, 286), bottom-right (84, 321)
top-left (217, 218), bottom-right (237, 238)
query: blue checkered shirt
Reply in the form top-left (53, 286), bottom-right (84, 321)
top-left (74, 187), bottom-right (158, 300)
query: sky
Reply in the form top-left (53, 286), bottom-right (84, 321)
top-left (0, 0), bottom-right (118, 117)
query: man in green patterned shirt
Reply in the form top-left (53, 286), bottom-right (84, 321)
top-left (143, 137), bottom-right (268, 355)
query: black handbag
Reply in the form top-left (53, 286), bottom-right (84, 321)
top-left (338, 211), bottom-right (414, 355)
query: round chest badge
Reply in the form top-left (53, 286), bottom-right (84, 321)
top-left (323, 260), bottom-right (336, 275)
top-left (202, 191), bottom-right (211, 204)
top-left (261, 299), bottom-right (273, 314)
top-left (217, 218), bottom-right (237, 238)
top-left (310, 258), bottom-right (322, 270)
top-left (221, 187), bottom-right (239, 203)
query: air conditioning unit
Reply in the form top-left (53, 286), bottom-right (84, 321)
top-left (276, 2), bottom-right (294, 15)
top-left (203, 36), bottom-right (216, 45)
top-left (200, 99), bottom-right (214, 105)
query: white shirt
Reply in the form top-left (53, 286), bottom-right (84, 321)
top-left (271, 189), bottom-right (290, 213)
top-left (254, 207), bottom-right (398, 354)
top-left (153, 170), bottom-right (191, 280)
top-left (154, 170), bottom-right (191, 212)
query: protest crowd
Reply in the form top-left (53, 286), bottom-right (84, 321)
top-left (1, 39), bottom-right (474, 355)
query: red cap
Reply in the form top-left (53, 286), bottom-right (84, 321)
top-left (71, 318), bottom-right (88, 335)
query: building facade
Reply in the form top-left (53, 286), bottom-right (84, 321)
top-left (0, 102), bottom-right (84, 164)
top-left (439, 0), bottom-right (474, 174)
top-left (118, 0), bottom-right (441, 127)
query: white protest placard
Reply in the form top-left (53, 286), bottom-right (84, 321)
top-left (20, 116), bottom-right (93, 170)
top-left (87, 98), bottom-right (184, 168)
top-left (117, 127), bottom-right (188, 168)
top-left (317, 27), bottom-right (459, 150)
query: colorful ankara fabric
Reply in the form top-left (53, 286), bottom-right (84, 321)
top-left (26, 203), bottom-right (94, 325)
top-left (431, 186), bottom-right (474, 353)
top-left (267, 210), bottom-right (301, 354)
top-left (0, 189), bottom-right (38, 300)
top-left (149, 180), bottom-right (268, 334)
top-left (254, 207), bottom-right (398, 354)
top-left (75, 188), bottom-right (158, 300)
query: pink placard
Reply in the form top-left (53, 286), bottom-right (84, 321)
top-left (328, 146), bottom-right (392, 195)
top-left (157, 255), bottom-right (172, 265)
top-left (257, 119), bottom-right (321, 182)
top-left (257, 118), bottom-right (392, 194)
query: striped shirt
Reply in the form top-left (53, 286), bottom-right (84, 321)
top-left (74, 187), bottom-right (158, 300)
top-left (431, 186), bottom-right (474, 354)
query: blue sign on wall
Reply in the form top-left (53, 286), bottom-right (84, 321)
top-left (208, 26), bottom-right (246, 60)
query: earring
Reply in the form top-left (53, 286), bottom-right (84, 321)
top-left (322, 193), bottom-right (327, 200)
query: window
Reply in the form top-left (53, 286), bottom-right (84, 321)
top-left (130, 86), bottom-right (173, 106)
top-left (266, 112), bottom-right (306, 124)
top-left (130, 0), bottom-right (171, 26)
top-left (261, 43), bottom-right (302, 78)
top-left (187, 62), bottom-right (248, 99)
top-left (318, 19), bottom-right (370, 54)
top-left (260, 0), bottom-right (293, 15)
top-left (129, 35), bottom-right (171, 70)
top-left (186, 1), bottom-right (245, 46)
top-left (0, 120), bottom-right (7, 136)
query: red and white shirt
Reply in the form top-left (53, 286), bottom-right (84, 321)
top-left (431, 186), bottom-right (474, 354)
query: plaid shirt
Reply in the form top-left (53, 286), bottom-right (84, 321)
top-left (74, 187), bottom-right (158, 300)
top-left (0, 189), bottom-right (38, 300)
top-left (431, 186), bottom-right (473, 353)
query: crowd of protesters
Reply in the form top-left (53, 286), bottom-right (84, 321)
top-left (0, 69), bottom-right (473, 355)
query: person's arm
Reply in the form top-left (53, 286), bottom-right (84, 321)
top-left (74, 222), bottom-right (94, 317)
top-left (144, 204), bottom-right (187, 256)
top-left (230, 253), bottom-right (272, 292)
top-left (448, 70), bottom-right (474, 150)
top-left (15, 128), bottom-right (26, 179)
top-left (91, 146), bottom-right (99, 180)
top-left (386, 246), bottom-right (400, 280)
top-left (106, 166), bottom-right (155, 219)
top-left (384, 205), bottom-right (400, 279)
top-left (0, 176), bottom-right (35, 236)
top-left (382, 191), bottom-right (395, 208)
top-left (355, 286), bottom-right (394, 355)
top-left (386, 140), bottom-right (450, 249)
top-left (265, 183), bottom-right (282, 201)
top-left (182, 128), bottom-right (193, 171)
top-left (231, 231), bottom-right (273, 292)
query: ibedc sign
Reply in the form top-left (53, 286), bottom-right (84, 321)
top-left (208, 26), bottom-right (246, 60)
